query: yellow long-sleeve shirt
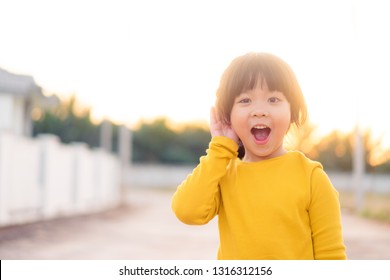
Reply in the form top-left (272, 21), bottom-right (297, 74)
top-left (172, 136), bottom-right (347, 260)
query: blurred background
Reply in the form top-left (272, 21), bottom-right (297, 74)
top-left (0, 0), bottom-right (389, 259)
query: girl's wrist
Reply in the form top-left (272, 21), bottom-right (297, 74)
top-left (212, 136), bottom-right (239, 149)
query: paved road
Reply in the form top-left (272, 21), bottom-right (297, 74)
top-left (0, 188), bottom-right (389, 259)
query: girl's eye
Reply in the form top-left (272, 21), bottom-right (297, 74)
top-left (238, 98), bottom-right (251, 104)
top-left (268, 97), bottom-right (280, 103)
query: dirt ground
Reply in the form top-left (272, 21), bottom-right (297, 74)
top-left (0, 188), bottom-right (389, 260)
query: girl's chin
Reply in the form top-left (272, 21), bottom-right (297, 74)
top-left (252, 136), bottom-right (270, 145)
top-left (242, 142), bottom-right (286, 161)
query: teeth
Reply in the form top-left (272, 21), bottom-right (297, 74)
top-left (253, 125), bottom-right (268, 129)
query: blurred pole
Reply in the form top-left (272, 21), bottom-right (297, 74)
top-left (353, 126), bottom-right (365, 212)
top-left (352, 0), bottom-right (365, 212)
top-left (118, 124), bottom-right (132, 170)
top-left (100, 119), bottom-right (113, 153)
top-left (118, 125), bottom-right (132, 201)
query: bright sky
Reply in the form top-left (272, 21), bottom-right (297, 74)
top-left (1, 0), bottom-right (390, 146)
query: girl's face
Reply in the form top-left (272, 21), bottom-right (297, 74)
top-left (230, 81), bottom-right (291, 162)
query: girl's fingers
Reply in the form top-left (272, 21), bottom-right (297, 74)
top-left (210, 106), bottom-right (219, 124)
top-left (210, 106), bottom-right (222, 137)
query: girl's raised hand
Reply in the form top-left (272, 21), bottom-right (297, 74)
top-left (210, 107), bottom-right (239, 144)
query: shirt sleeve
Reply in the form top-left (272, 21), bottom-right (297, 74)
top-left (309, 167), bottom-right (347, 260)
top-left (171, 136), bottom-right (238, 225)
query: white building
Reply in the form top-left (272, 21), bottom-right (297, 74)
top-left (0, 68), bottom-right (122, 226)
top-left (0, 68), bottom-right (58, 137)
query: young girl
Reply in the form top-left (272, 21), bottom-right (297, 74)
top-left (171, 52), bottom-right (347, 260)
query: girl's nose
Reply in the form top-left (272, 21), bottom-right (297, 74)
top-left (251, 109), bottom-right (269, 117)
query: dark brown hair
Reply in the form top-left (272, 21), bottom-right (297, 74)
top-left (215, 52), bottom-right (307, 127)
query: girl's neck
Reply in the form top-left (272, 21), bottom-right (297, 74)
top-left (242, 146), bottom-right (287, 162)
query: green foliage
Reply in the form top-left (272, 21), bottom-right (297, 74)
top-left (132, 118), bottom-right (176, 162)
top-left (293, 126), bottom-right (390, 173)
top-left (132, 119), bottom-right (210, 164)
top-left (32, 95), bottom-right (390, 170)
top-left (33, 95), bottom-right (100, 148)
top-left (315, 131), bottom-right (353, 172)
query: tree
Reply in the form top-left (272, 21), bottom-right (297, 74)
top-left (285, 121), bottom-right (390, 173)
top-left (285, 121), bottom-right (319, 159)
top-left (33, 94), bottom-right (100, 148)
top-left (132, 118), bottom-right (210, 164)
top-left (33, 96), bottom-right (390, 170)
top-left (132, 118), bottom-right (176, 163)
top-left (315, 131), bottom-right (353, 172)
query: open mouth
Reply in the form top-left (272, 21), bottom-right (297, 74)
top-left (251, 125), bottom-right (271, 142)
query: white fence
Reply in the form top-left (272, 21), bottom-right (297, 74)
top-left (0, 132), bottom-right (121, 227)
top-left (126, 164), bottom-right (390, 194)
top-left (327, 172), bottom-right (390, 194)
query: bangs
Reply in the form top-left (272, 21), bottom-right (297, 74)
top-left (229, 53), bottom-right (290, 97)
